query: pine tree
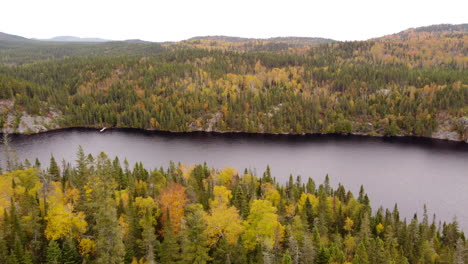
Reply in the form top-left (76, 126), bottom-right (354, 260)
top-left (159, 210), bottom-right (180, 264)
top-left (306, 178), bottom-right (315, 194)
top-left (316, 246), bottom-right (330, 264)
top-left (232, 186), bottom-right (249, 219)
top-left (48, 155), bottom-right (61, 181)
top-left (23, 251), bottom-right (34, 264)
top-left (0, 231), bottom-right (8, 264)
top-left (62, 240), bottom-right (81, 264)
top-left (74, 146), bottom-right (88, 189)
top-left (352, 242), bottom-right (369, 264)
top-left (89, 153), bottom-right (125, 264)
top-left (180, 204), bottom-right (211, 264)
top-left (46, 240), bottom-right (62, 264)
top-left (304, 197), bottom-right (314, 230)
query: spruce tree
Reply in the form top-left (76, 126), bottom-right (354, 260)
top-left (46, 240), bottom-right (62, 264)
top-left (159, 210), bottom-right (179, 264)
top-left (89, 153), bottom-right (125, 264)
top-left (180, 204), bottom-right (210, 264)
top-left (62, 240), bottom-right (81, 264)
top-left (352, 242), bottom-right (369, 264)
top-left (48, 155), bottom-right (60, 181)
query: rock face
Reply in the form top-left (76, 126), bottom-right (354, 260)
top-left (432, 117), bottom-right (468, 143)
top-left (432, 128), bottom-right (462, 142)
top-left (189, 112), bottom-right (223, 132)
top-left (3, 111), bottom-right (60, 134)
top-left (458, 117), bottom-right (468, 143)
top-left (1, 99), bottom-right (61, 134)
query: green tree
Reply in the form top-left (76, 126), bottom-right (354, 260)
top-left (353, 242), bottom-right (369, 264)
top-left (181, 204), bottom-right (211, 264)
top-left (62, 240), bottom-right (81, 264)
top-left (46, 240), bottom-right (62, 264)
top-left (159, 210), bottom-right (180, 264)
top-left (282, 249), bottom-right (292, 264)
top-left (48, 155), bottom-right (61, 181)
top-left (88, 153), bottom-right (125, 264)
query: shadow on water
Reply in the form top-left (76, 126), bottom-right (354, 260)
top-left (11, 126), bottom-right (465, 149)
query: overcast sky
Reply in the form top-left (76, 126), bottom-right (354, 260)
top-left (1, 0), bottom-right (466, 42)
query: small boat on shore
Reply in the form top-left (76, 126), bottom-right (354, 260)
top-left (100, 127), bottom-right (107, 133)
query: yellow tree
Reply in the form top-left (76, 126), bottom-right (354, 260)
top-left (134, 196), bottom-right (159, 264)
top-left (214, 167), bottom-right (237, 187)
top-left (204, 186), bottom-right (244, 246)
top-left (45, 182), bottom-right (87, 241)
top-left (243, 199), bottom-right (284, 251)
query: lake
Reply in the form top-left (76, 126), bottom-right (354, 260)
top-left (2, 128), bottom-right (468, 231)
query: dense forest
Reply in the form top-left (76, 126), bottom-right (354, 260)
top-left (0, 24), bottom-right (467, 141)
top-left (0, 144), bottom-right (466, 264)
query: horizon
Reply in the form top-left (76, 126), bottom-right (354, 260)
top-left (2, 22), bottom-right (467, 43)
top-left (1, 0), bottom-right (467, 42)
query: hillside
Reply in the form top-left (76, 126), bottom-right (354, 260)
top-left (0, 24), bottom-right (466, 141)
top-left (189, 35), bottom-right (336, 45)
top-left (0, 32), bottom-right (32, 42)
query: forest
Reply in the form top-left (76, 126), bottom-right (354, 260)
top-left (0, 143), bottom-right (466, 264)
top-left (0, 24), bottom-right (466, 140)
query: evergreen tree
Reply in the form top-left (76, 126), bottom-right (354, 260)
top-left (159, 210), bottom-right (180, 264)
top-left (316, 246), bottom-right (330, 264)
top-left (180, 204), bottom-right (211, 264)
top-left (23, 251), bottom-right (34, 264)
top-left (62, 240), bottom-right (81, 264)
top-left (282, 249), bottom-right (292, 264)
top-left (46, 240), bottom-right (62, 264)
top-left (48, 155), bottom-right (61, 181)
top-left (352, 242), bottom-right (369, 264)
top-left (89, 153), bottom-right (125, 264)
top-left (0, 231), bottom-right (8, 264)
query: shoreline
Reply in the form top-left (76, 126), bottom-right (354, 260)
top-left (2, 125), bottom-right (467, 144)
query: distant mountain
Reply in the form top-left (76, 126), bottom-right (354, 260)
top-left (376, 23), bottom-right (468, 41)
top-left (0, 32), bottom-right (33, 42)
top-left (124, 39), bottom-right (151, 43)
top-left (188, 35), bottom-right (336, 45)
top-left (44, 36), bottom-right (111, 42)
top-left (265, 37), bottom-right (336, 45)
top-left (189, 36), bottom-right (255, 43)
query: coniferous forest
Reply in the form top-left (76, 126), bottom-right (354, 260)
top-left (0, 146), bottom-right (466, 264)
top-left (0, 24), bottom-right (467, 140)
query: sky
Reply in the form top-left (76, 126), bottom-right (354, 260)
top-left (1, 0), bottom-right (466, 42)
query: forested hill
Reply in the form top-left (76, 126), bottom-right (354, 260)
top-left (0, 149), bottom-right (466, 263)
top-left (0, 24), bottom-right (467, 141)
top-left (188, 35), bottom-right (336, 45)
top-left (378, 24), bottom-right (468, 39)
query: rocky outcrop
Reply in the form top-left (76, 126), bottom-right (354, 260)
top-left (431, 117), bottom-right (468, 143)
top-left (3, 111), bottom-right (61, 134)
top-left (1, 99), bottom-right (61, 134)
top-left (189, 111), bottom-right (223, 132)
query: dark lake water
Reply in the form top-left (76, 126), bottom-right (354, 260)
top-left (2, 128), bottom-right (468, 231)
